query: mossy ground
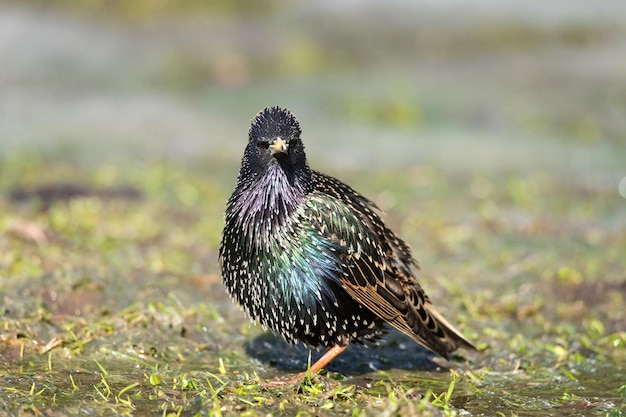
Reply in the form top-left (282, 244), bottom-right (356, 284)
top-left (1, 2), bottom-right (626, 416)
top-left (1, 153), bottom-right (624, 416)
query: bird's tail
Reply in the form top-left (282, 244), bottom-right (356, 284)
top-left (403, 285), bottom-right (476, 359)
top-left (421, 298), bottom-right (476, 358)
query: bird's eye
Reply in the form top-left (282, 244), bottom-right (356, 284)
top-left (257, 140), bottom-right (269, 149)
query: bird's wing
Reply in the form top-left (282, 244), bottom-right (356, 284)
top-left (311, 172), bottom-right (417, 277)
top-left (304, 174), bottom-right (475, 356)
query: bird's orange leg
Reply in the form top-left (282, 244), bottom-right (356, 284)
top-left (262, 344), bottom-right (348, 386)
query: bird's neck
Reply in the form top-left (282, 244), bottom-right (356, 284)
top-left (230, 163), bottom-right (309, 234)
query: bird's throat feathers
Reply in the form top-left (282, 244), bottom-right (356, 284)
top-left (229, 161), bottom-right (308, 238)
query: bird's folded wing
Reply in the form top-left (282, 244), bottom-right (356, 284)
top-left (302, 192), bottom-right (474, 356)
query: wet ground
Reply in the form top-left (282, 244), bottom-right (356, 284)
top-left (1, 1), bottom-right (625, 416)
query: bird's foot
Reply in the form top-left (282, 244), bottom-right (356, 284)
top-left (259, 345), bottom-right (348, 387)
top-left (260, 371), bottom-right (312, 387)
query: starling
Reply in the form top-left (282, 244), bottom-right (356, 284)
top-left (219, 106), bottom-right (475, 384)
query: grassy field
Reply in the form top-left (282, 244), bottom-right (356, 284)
top-left (1, 2), bottom-right (625, 416)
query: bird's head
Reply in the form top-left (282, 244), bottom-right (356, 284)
top-left (244, 106), bottom-right (309, 181)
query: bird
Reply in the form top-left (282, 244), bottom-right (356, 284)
top-left (219, 106), bottom-right (475, 384)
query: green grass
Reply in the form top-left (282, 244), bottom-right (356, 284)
top-left (1, 152), bottom-right (624, 416)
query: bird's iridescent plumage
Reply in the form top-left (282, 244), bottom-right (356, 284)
top-left (219, 106), bottom-right (475, 375)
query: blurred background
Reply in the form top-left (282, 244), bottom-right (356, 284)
top-left (2, 0), bottom-right (624, 176)
top-left (1, 1), bottom-right (626, 414)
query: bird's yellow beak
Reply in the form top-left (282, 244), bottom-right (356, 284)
top-left (270, 137), bottom-right (289, 155)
